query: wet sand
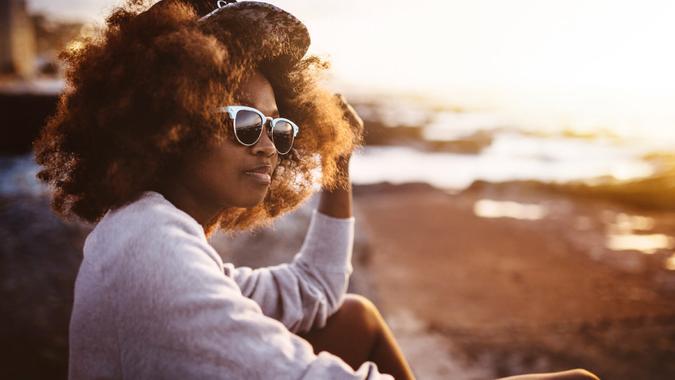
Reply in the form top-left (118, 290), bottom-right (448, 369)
top-left (353, 182), bottom-right (675, 379)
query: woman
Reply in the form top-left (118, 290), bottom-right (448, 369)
top-left (34, 0), bottom-right (598, 379)
top-left (35, 0), bottom-right (413, 378)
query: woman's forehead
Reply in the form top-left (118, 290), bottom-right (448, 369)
top-left (235, 71), bottom-right (279, 116)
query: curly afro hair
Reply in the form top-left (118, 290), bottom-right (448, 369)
top-left (34, 0), bottom-right (359, 234)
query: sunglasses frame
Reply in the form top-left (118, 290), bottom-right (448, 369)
top-left (217, 105), bottom-right (300, 155)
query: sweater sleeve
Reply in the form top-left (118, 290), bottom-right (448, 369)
top-left (225, 209), bottom-right (355, 334)
top-left (112, 216), bottom-right (391, 379)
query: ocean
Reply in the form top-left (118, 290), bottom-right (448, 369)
top-left (349, 97), bottom-right (669, 191)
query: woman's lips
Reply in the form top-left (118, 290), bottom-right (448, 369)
top-left (243, 165), bottom-right (272, 185)
top-left (244, 171), bottom-right (271, 184)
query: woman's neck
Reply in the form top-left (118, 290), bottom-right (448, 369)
top-left (152, 183), bottom-right (221, 231)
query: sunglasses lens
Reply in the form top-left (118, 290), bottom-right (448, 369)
top-left (273, 120), bottom-right (295, 154)
top-left (234, 110), bottom-right (263, 145)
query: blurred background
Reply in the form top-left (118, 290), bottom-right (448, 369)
top-left (1, 0), bottom-right (674, 379)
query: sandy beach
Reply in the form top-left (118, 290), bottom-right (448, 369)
top-left (353, 182), bottom-right (675, 379)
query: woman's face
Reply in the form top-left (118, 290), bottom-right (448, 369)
top-left (178, 70), bottom-right (280, 210)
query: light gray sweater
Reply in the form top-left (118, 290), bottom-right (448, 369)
top-left (69, 191), bottom-right (392, 379)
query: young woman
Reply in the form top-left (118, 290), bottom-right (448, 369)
top-left (34, 1), bottom-right (598, 379)
top-left (35, 0), bottom-right (414, 378)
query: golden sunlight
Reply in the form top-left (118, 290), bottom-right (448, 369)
top-left (287, 0), bottom-right (675, 142)
top-left (28, 0), bottom-right (675, 141)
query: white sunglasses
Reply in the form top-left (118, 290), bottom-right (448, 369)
top-left (217, 105), bottom-right (299, 155)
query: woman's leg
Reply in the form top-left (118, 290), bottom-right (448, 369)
top-left (299, 295), bottom-right (600, 380)
top-left (498, 369), bottom-right (600, 380)
top-left (298, 293), bottom-right (415, 380)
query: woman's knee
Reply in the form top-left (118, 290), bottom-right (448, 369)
top-left (500, 368), bottom-right (599, 380)
top-left (557, 369), bottom-right (599, 380)
top-left (334, 294), bottom-right (383, 335)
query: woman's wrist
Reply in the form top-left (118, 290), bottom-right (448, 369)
top-left (318, 155), bottom-right (353, 218)
top-left (318, 186), bottom-right (352, 219)
top-left (331, 154), bottom-right (352, 190)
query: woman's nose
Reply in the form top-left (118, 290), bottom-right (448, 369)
top-left (251, 124), bottom-right (276, 157)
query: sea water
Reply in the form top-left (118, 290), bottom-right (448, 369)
top-left (350, 131), bottom-right (655, 190)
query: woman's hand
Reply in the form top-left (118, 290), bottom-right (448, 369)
top-left (317, 94), bottom-right (363, 219)
top-left (331, 94), bottom-right (363, 187)
top-left (336, 93), bottom-right (365, 147)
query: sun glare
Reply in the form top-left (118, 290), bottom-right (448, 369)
top-left (291, 0), bottom-right (675, 142)
top-left (28, 0), bottom-right (675, 142)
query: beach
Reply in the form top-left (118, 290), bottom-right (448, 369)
top-left (352, 182), bottom-right (675, 379)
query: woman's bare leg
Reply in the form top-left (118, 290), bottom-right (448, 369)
top-left (299, 294), bottom-right (599, 380)
top-left (498, 369), bottom-right (600, 380)
top-left (299, 293), bottom-right (415, 380)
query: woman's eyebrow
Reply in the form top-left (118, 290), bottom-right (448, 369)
top-left (234, 98), bottom-right (278, 116)
top-left (236, 98), bottom-right (254, 107)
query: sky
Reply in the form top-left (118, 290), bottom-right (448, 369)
top-left (27, 0), bottom-right (675, 141)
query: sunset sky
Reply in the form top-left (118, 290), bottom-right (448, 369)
top-left (28, 0), bottom-right (675, 142)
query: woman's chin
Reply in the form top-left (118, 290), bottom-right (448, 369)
top-left (236, 192), bottom-right (268, 209)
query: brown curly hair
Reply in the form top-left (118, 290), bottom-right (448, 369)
top-left (33, 0), bottom-right (358, 234)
